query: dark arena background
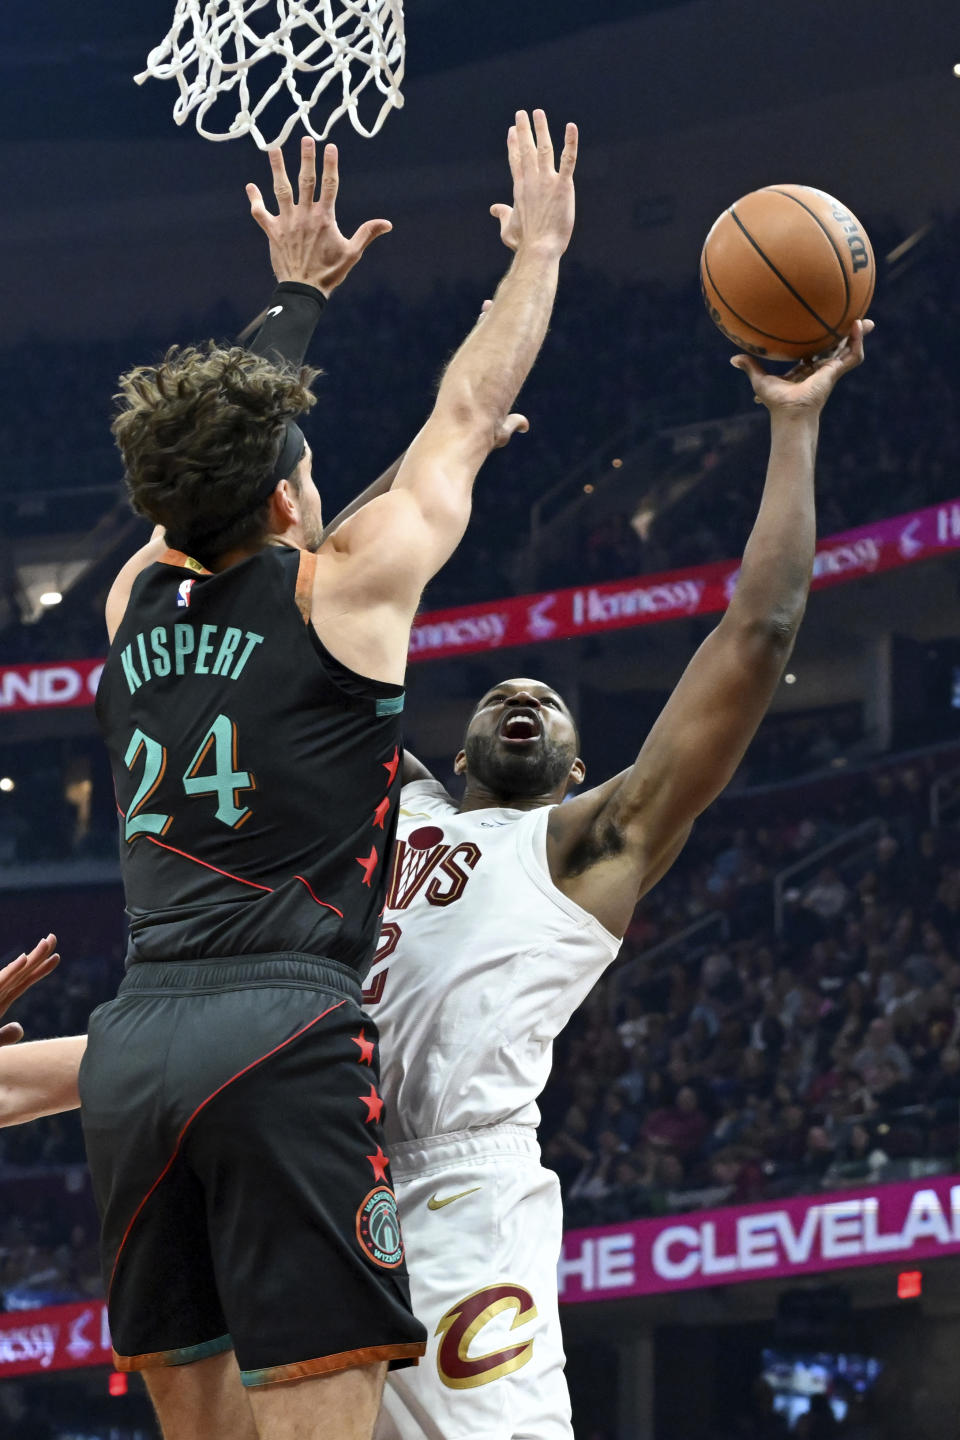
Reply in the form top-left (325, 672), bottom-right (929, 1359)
top-left (3, 1), bottom-right (960, 1435)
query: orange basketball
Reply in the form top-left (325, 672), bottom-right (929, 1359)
top-left (700, 184), bottom-right (875, 362)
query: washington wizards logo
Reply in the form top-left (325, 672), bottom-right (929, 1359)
top-left (356, 1186), bottom-right (404, 1269)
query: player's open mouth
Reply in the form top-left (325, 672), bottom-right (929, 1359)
top-left (499, 710), bottom-right (542, 744)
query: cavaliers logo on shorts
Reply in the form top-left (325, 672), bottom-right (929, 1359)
top-left (356, 1186), bottom-right (404, 1268)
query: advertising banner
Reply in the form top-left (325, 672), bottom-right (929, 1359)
top-left (558, 1173), bottom-right (960, 1304)
top-left (408, 497), bottom-right (960, 662)
top-left (3, 497), bottom-right (960, 712)
top-left (3, 1175), bottom-right (959, 1372)
top-left (0, 1300), bottom-right (112, 1378)
top-left (0, 658), bottom-right (105, 715)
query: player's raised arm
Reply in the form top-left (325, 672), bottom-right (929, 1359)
top-left (0, 1036), bottom-right (85, 1126)
top-left (0, 936), bottom-right (60, 1047)
top-left (105, 138), bottom-right (387, 639)
top-left (0, 936), bottom-right (84, 1127)
top-left (330, 110), bottom-right (577, 602)
top-left (551, 322), bottom-right (873, 937)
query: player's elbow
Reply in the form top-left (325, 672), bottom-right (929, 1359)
top-left (434, 386), bottom-right (506, 459)
top-left (727, 605), bottom-right (802, 660)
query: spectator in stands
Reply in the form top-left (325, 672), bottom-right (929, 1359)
top-left (803, 866), bottom-right (850, 927)
top-left (853, 1018), bottom-right (912, 1087)
top-left (644, 1085), bottom-right (710, 1159)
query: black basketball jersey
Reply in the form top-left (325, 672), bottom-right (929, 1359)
top-left (96, 546), bottom-right (405, 972)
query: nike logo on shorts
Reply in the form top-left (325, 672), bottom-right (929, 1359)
top-left (267, 305), bottom-right (283, 317)
top-left (427, 1187), bottom-right (482, 1211)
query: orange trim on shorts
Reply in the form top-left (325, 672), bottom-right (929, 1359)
top-left (240, 1341), bottom-right (425, 1388)
top-left (113, 1334), bottom-right (233, 1372)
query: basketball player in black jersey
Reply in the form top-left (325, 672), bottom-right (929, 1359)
top-left (64, 113), bottom-right (579, 1440)
top-left (0, 313), bottom-right (872, 1435)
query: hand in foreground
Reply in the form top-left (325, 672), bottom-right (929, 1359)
top-left (732, 319), bottom-right (874, 414)
top-left (489, 109), bottom-right (578, 260)
top-left (0, 935), bottom-right (60, 1047)
top-left (246, 137), bottom-right (392, 296)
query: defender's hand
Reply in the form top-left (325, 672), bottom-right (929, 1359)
top-left (732, 319), bottom-right (874, 415)
top-left (0, 935), bottom-right (60, 1047)
top-left (246, 138), bottom-right (392, 297)
top-left (489, 109), bottom-right (578, 260)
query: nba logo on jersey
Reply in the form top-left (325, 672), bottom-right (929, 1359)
top-left (177, 579), bottom-right (195, 609)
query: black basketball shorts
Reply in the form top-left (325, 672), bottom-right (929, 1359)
top-left (78, 953), bottom-right (426, 1386)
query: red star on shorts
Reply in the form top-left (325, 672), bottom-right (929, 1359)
top-left (352, 1029), bottom-right (375, 1065)
top-left (372, 797), bottom-right (391, 831)
top-left (366, 1144), bottom-right (390, 1183)
top-left (355, 845), bottom-right (379, 886)
top-left (360, 1084), bottom-right (385, 1125)
top-left (382, 747), bottom-right (400, 787)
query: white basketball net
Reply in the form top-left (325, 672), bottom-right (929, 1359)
top-left (135, 0), bottom-right (405, 150)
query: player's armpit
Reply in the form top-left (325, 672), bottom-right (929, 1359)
top-left (0, 1036), bottom-right (86, 1127)
top-left (319, 480), bottom-right (470, 612)
top-left (106, 525), bottom-right (169, 641)
top-left (402, 752), bottom-right (436, 785)
top-left (548, 614), bottom-right (792, 932)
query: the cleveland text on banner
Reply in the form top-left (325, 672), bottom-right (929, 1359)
top-left (558, 1174), bottom-right (960, 1303)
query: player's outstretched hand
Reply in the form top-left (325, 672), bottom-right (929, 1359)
top-left (246, 137), bottom-right (393, 297)
top-left (0, 935), bottom-right (60, 1047)
top-left (489, 109), bottom-right (578, 260)
top-left (731, 319), bottom-right (874, 415)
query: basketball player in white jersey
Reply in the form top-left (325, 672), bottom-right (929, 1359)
top-left (366, 319), bottom-right (871, 1440)
top-left (0, 330), bottom-right (872, 1436)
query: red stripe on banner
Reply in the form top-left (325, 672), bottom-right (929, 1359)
top-left (407, 497), bottom-right (960, 662)
top-left (0, 658), bottom-right (105, 714)
top-left (2, 500), bottom-right (960, 708)
top-left (0, 1300), bottom-right (113, 1378)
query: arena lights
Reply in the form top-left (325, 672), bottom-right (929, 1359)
top-left (897, 1270), bottom-right (923, 1300)
top-left (39, 591), bottom-right (62, 607)
top-left (0, 778), bottom-right (14, 792)
top-left (954, 63), bottom-right (960, 77)
top-left (784, 673), bottom-right (797, 685)
top-left (583, 483), bottom-right (595, 494)
top-left (611, 457), bottom-right (623, 469)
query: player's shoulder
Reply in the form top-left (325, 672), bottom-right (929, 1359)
top-left (399, 779), bottom-right (457, 818)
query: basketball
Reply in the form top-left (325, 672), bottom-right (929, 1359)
top-left (700, 184), bottom-right (875, 362)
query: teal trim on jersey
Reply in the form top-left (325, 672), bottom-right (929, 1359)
top-left (376, 694), bottom-right (405, 716)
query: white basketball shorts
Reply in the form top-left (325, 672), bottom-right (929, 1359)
top-left (374, 1125), bottom-right (573, 1440)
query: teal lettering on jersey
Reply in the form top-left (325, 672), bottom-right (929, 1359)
top-left (120, 644), bottom-right (143, 695)
top-left (121, 625), bottom-right (265, 688)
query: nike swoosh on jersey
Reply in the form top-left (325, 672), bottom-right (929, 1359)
top-left (427, 1187), bottom-right (482, 1211)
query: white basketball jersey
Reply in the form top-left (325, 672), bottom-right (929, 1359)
top-left (365, 779), bottom-right (621, 1145)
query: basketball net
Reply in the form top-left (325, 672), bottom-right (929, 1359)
top-left (135, 0), bottom-right (405, 150)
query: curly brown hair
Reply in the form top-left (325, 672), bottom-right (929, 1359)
top-left (112, 343), bottom-right (320, 562)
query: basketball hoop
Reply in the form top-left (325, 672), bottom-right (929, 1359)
top-left (135, 0), bottom-right (406, 150)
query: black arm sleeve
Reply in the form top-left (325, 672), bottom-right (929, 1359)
top-left (245, 282), bottom-right (327, 369)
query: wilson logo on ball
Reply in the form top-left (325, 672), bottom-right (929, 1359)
top-left (700, 183), bottom-right (875, 362)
